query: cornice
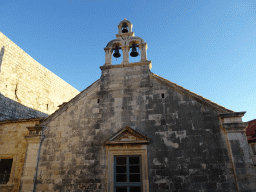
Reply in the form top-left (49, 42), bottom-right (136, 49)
top-left (222, 122), bottom-right (248, 131)
top-left (100, 61), bottom-right (152, 70)
top-left (219, 112), bottom-right (246, 118)
top-left (25, 135), bottom-right (45, 143)
top-left (116, 32), bottom-right (135, 38)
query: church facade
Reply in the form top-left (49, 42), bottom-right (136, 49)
top-left (1, 20), bottom-right (256, 192)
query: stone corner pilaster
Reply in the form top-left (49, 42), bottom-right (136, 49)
top-left (20, 126), bottom-right (45, 192)
top-left (219, 112), bottom-right (256, 191)
top-left (221, 122), bottom-right (248, 132)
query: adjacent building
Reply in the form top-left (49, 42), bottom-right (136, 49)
top-left (0, 31), bottom-right (79, 192)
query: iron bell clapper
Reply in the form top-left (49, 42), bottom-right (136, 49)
top-left (113, 46), bottom-right (121, 58)
top-left (130, 43), bottom-right (139, 57)
top-left (122, 23), bottom-right (128, 33)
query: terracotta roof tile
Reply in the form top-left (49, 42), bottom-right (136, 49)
top-left (150, 73), bottom-right (233, 113)
top-left (246, 119), bottom-right (256, 142)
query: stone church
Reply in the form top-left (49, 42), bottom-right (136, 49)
top-left (0, 19), bottom-right (256, 192)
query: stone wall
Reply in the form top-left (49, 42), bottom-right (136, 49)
top-left (147, 77), bottom-right (236, 192)
top-left (220, 113), bottom-right (256, 191)
top-left (0, 32), bottom-right (80, 120)
top-left (0, 119), bottom-right (42, 192)
top-left (34, 62), bottom-right (244, 191)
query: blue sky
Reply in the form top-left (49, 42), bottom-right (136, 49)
top-left (1, 0), bottom-right (255, 122)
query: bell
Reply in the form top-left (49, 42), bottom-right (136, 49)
top-left (130, 43), bottom-right (139, 57)
top-left (113, 46), bottom-right (121, 58)
top-left (122, 23), bottom-right (128, 33)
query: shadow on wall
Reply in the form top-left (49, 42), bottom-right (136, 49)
top-left (0, 46), bottom-right (4, 72)
top-left (0, 93), bottom-right (48, 121)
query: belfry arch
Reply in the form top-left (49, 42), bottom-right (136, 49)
top-left (118, 19), bottom-right (133, 34)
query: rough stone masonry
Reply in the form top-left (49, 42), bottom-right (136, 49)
top-left (29, 19), bottom-right (256, 191)
top-left (1, 19), bottom-right (255, 192)
top-left (0, 31), bottom-right (80, 121)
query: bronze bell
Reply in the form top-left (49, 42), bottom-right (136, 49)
top-left (130, 43), bottom-right (139, 57)
top-left (113, 46), bottom-right (121, 58)
top-left (122, 23), bottom-right (128, 33)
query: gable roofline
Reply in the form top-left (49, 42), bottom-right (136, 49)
top-left (150, 73), bottom-right (233, 113)
top-left (39, 72), bottom-right (233, 126)
top-left (40, 79), bottom-right (101, 126)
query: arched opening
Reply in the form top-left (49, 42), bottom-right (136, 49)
top-left (121, 22), bottom-right (129, 33)
top-left (129, 41), bottom-right (140, 63)
top-left (112, 43), bottom-right (123, 65)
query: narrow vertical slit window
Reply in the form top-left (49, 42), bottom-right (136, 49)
top-left (161, 93), bottom-right (165, 98)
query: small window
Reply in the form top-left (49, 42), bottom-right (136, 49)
top-left (115, 156), bottom-right (142, 192)
top-left (161, 94), bottom-right (165, 98)
top-left (161, 119), bottom-right (166, 125)
top-left (97, 99), bottom-right (100, 103)
top-left (0, 159), bottom-right (13, 184)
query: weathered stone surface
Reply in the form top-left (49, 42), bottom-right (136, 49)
top-left (35, 61), bottom-right (244, 191)
top-left (2, 20), bottom-right (254, 192)
top-left (0, 119), bottom-right (41, 192)
top-left (0, 32), bottom-right (79, 121)
top-left (220, 113), bottom-right (256, 191)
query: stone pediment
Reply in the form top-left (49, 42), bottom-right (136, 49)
top-left (105, 126), bottom-right (150, 145)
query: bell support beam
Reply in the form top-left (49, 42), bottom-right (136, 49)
top-left (121, 46), bottom-right (130, 64)
top-left (104, 47), bottom-right (112, 66)
top-left (139, 43), bottom-right (148, 62)
top-left (118, 25), bottom-right (122, 34)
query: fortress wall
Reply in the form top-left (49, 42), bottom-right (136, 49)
top-left (0, 32), bottom-right (80, 120)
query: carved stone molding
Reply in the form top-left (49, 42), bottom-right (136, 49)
top-left (105, 127), bottom-right (150, 192)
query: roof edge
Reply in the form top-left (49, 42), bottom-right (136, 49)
top-left (40, 79), bottom-right (101, 126)
top-left (150, 73), bottom-right (234, 113)
top-left (0, 117), bottom-right (45, 125)
top-left (219, 112), bottom-right (246, 118)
